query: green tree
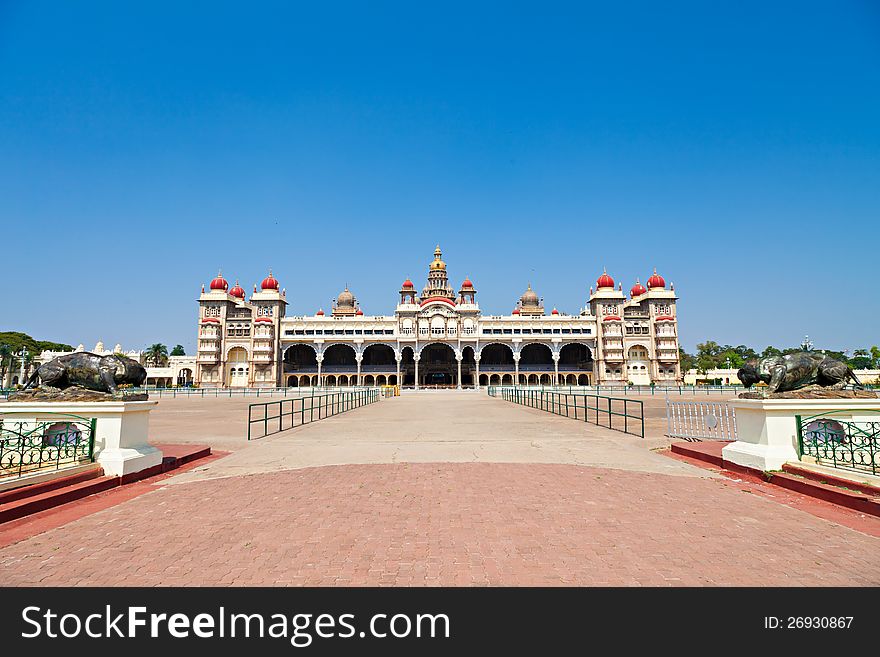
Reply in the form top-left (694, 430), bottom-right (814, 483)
top-left (760, 345), bottom-right (782, 359)
top-left (0, 343), bottom-right (11, 385)
top-left (144, 344), bottom-right (169, 367)
top-left (170, 345), bottom-right (185, 356)
top-left (679, 347), bottom-right (696, 372)
top-left (871, 346), bottom-right (880, 369)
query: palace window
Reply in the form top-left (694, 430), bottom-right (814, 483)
top-left (562, 329), bottom-right (571, 334)
top-left (552, 329), bottom-right (561, 334)
top-left (285, 330), bottom-right (294, 336)
top-left (205, 306), bottom-right (221, 317)
top-left (522, 329), bottom-right (531, 334)
top-left (295, 330), bottom-right (305, 335)
top-left (256, 306), bottom-right (273, 317)
top-left (513, 329), bottom-right (521, 334)
top-left (364, 330), bottom-right (374, 335)
top-left (305, 330), bottom-right (314, 335)
top-left (656, 304), bottom-right (671, 316)
top-left (384, 330), bottom-right (393, 335)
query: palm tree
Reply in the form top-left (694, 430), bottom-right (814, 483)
top-left (144, 344), bottom-right (169, 367)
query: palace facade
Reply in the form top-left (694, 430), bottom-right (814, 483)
top-left (195, 246), bottom-right (681, 388)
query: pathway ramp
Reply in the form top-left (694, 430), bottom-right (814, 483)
top-left (168, 391), bottom-right (711, 484)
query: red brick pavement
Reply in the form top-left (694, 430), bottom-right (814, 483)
top-left (1, 463), bottom-right (878, 586)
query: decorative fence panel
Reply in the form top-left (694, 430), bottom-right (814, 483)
top-left (796, 411), bottom-right (880, 476)
top-left (0, 413), bottom-right (96, 480)
top-left (247, 389), bottom-right (381, 440)
top-left (665, 400), bottom-right (737, 441)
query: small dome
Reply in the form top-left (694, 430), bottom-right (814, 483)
top-left (261, 270), bottom-right (279, 290)
top-left (429, 245), bottom-right (446, 271)
top-left (596, 269), bottom-right (614, 289)
top-left (631, 279), bottom-right (647, 297)
top-left (461, 277), bottom-right (474, 289)
top-left (230, 281), bottom-right (246, 299)
top-left (337, 287), bottom-right (354, 307)
top-left (647, 269), bottom-right (666, 289)
top-left (316, 308), bottom-right (325, 316)
top-left (209, 271), bottom-right (228, 291)
top-left (512, 308), bottom-right (521, 315)
top-left (520, 283), bottom-right (539, 306)
top-left (551, 308), bottom-right (559, 315)
top-left (402, 279), bottom-right (414, 289)
top-left (355, 309), bottom-right (364, 316)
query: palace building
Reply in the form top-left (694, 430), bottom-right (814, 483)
top-left (195, 246), bottom-right (681, 388)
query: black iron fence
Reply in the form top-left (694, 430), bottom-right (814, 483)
top-left (487, 386), bottom-right (644, 438)
top-left (0, 413), bottom-right (96, 480)
top-left (247, 389), bottom-right (381, 440)
top-left (796, 411), bottom-right (880, 476)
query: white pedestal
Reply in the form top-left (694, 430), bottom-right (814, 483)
top-left (722, 397), bottom-right (880, 472)
top-left (0, 400), bottom-right (162, 477)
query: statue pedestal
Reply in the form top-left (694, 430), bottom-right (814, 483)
top-left (722, 398), bottom-right (880, 472)
top-left (0, 400), bottom-right (162, 477)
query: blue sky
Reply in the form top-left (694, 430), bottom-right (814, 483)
top-left (1, 1), bottom-right (878, 354)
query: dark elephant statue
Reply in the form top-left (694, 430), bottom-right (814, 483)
top-left (23, 352), bottom-right (147, 394)
top-left (738, 352), bottom-right (862, 394)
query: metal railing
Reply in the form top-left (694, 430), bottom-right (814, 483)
top-left (665, 399), bottom-right (737, 441)
top-left (796, 410), bottom-right (880, 476)
top-left (247, 389), bottom-right (381, 440)
top-left (133, 386), bottom-right (378, 398)
top-left (0, 413), bottom-right (96, 480)
top-left (487, 386), bottom-right (644, 438)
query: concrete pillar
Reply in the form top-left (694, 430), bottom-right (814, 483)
top-left (316, 358), bottom-right (323, 389)
top-left (514, 355), bottom-right (520, 386)
top-left (356, 357), bottom-right (362, 387)
top-left (553, 355), bottom-right (559, 386)
top-left (395, 357), bottom-right (401, 387)
top-left (414, 356), bottom-right (420, 390)
top-left (456, 356), bottom-right (462, 390)
top-left (475, 357), bottom-right (480, 389)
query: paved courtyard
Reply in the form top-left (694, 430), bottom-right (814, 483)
top-left (2, 392), bottom-right (878, 586)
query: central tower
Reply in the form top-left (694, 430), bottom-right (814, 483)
top-left (421, 245), bottom-right (456, 301)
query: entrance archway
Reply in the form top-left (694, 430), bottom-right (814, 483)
top-left (227, 347), bottom-right (248, 387)
top-left (419, 343), bottom-right (457, 387)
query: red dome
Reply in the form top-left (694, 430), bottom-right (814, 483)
top-left (461, 278), bottom-right (473, 288)
top-left (255, 316), bottom-right (272, 323)
top-left (551, 308), bottom-right (559, 315)
top-left (512, 308), bottom-right (521, 315)
top-left (355, 309), bottom-right (364, 316)
top-left (596, 270), bottom-right (615, 289)
top-left (402, 279), bottom-right (414, 289)
top-left (316, 309), bottom-right (325, 316)
top-left (261, 271), bottom-right (279, 290)
top-left (630, 280), bottom-right (647, 297)
top-left (647, 269), bottom-right (665, 289)
top-left (229, 281), bottom-right (246, 299)
top-left (209, 272), bottom-right (228, 291)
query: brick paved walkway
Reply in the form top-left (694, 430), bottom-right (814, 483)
top-left (2, 463), bottom-right (878, 586)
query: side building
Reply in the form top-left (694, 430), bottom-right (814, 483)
top-left (195, 247), bottom-right (681, 388)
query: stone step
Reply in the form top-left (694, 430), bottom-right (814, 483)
top-left (0, 464), bottom-right (105, 505)
top-left (0, 475), bottom-right (120, 524)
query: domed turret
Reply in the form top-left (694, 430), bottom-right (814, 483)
top-left (230, 280), bottom-right (246, 299)
top-left (261, 270), bottom-right (280, 290)
top-left (429, 245), bottom-right (446, 271)
top-left (647, 268), bottom-right (666, 289)
top-left (630, 279), bottom-right (647, 297)
top-left (596, 269), bottom-right (614, 289)
top-left (209, 270), bottom-right (228, 291)
top-left (518, 283), bottom-right (544, 316)
top-left (333, 286), bottom-right (358, 316)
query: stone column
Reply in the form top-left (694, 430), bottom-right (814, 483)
top-left (514, 354), bottom-right (520, 386)
top-left (475, 357), bottom-right (480, 389)
top-left (316, 357), bottom-right (323, 389)
top-left (356, 356), bottom-right (362, 387)
top-left (553, 354), bottom-right (559, 386)
top-left (414, 355), bottom-right (420, 390)
top-left (456, 354), bottom-right (462, 390)
top-left (395, 356), bottom-right (401, 387)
